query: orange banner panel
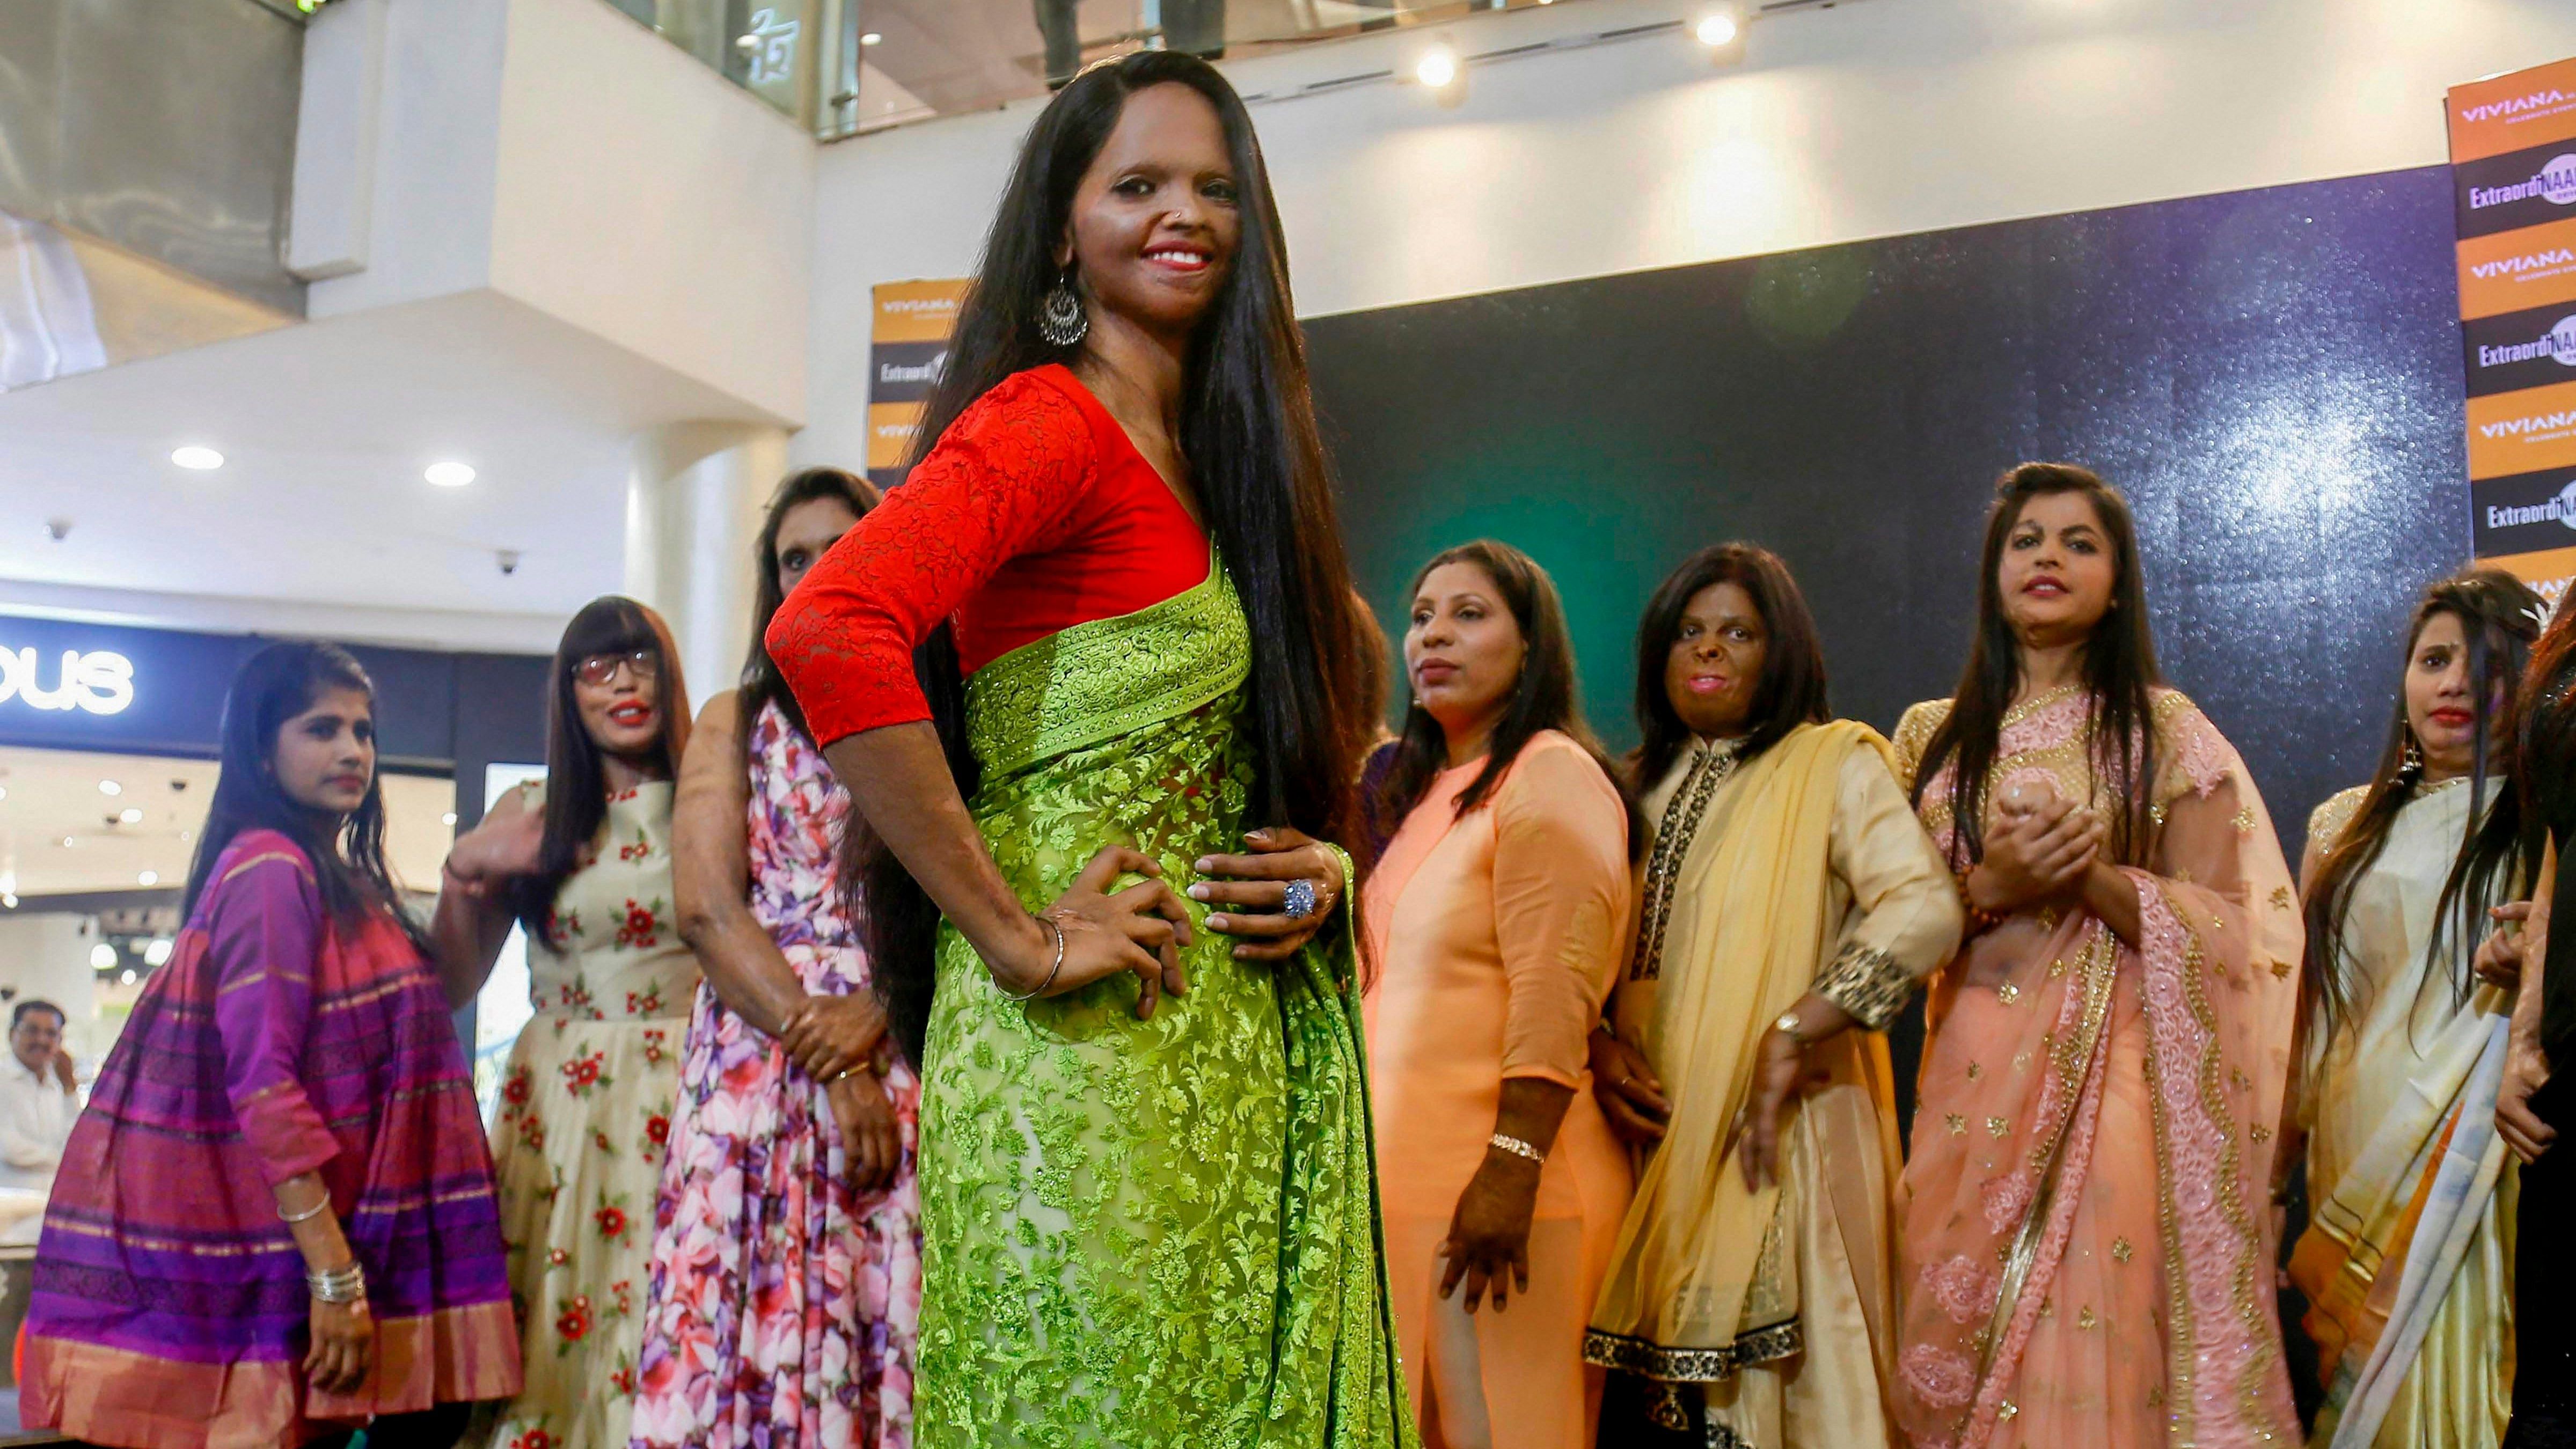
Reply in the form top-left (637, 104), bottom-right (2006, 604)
top-left (872, 280), bottom-right (969, 345)
top-left (2449, 57), bottom-right (2576, 164)
top-left (2468, 379), bottom-right (2576, 480)
top-left (866, 402), bottom-right (925, 470)
top-left (2477, 543), bottom-right (2576, 607)
top-left (2458, 216), bottom-right (2576, 320)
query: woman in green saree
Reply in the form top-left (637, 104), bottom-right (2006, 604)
top-left (765, 52), bottom-right (1411, 1449)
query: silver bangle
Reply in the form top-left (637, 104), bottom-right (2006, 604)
top-left (308, 1263), bottom-right (367, 1304)
top-left (1488, 1132), bottom-right (1545, 1165)
top-left (1003, 914), bottom-right (1066, 1002)
top-left (276, 1196), bottom-right (330, 1225)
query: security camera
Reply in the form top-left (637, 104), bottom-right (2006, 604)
top-left (497, 549), bottom-right (522, 576)
top-left (42, 518), bottom-right (70, 541)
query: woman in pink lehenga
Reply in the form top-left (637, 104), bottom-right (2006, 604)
top-left (1887, 464), bottom-right (2302, 1449)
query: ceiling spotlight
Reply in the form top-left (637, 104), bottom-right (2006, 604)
top-left (90, 943), bottom-right (115, 970)
top-left (1415, 45), bottom-right (1459, 90)
top-left (1695, 10), bottom-right (1740, 46)
top-left (118, 808), bottom-right (142, 824)
top-left (120, 968), bottom-right (136, 986)
top-left (137, 870), bottom-right (158, 886)
top-left (1, 895), bottom-right (16, 910)
top-left (171, 445), bottom-right (224, 471)
top-left (442, 811), bottom-right (459, 826)
top-left (98, 779), bottom-right (121, 796)
top-left (425, 460), bottom-right (477, 488)
top-left (860, 30), bottom-right (882, 45)
top-left (144, 938), bottom-right (174, 967)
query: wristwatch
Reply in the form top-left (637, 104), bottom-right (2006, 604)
top-left (1772, 1009), bottom-right (1810, 1046)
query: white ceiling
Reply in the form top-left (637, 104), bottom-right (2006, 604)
top-left (0, 744), bottom-right (455, 901)
top-left (0, 288), bottom-right (769, 653)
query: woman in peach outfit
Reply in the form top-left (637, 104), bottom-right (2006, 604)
top-left (1364, 540), bottom-right (1637, 1449)
top-left (1889, 465), bottom-right (2300, 1449)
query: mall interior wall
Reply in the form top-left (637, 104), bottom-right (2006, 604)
top-left (796, 0), bottom-right (2576, 478)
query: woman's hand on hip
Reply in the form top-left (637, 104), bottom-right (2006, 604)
top-left (1192, 827), bottom-right (1343, 962)
top-left (1439, 1150), bottom-right (1543, 1313)
top-left (1588, 1028), bottom-right (1668, 1145)
top-left (824, 1070), bottom-right (903, 1195)
top-left (1741, 1027), bottom-right (1808, 1191)
top-left (780, 992), bottom-right (888, 1082)
top-left (1022, 847), bottom-right (1195, 1018)
top-left (305, 1296), bottom-right (375, 1396)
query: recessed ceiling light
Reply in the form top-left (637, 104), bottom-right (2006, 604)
top-left (118, 807), bottom-right (142, 824)
top-left (1695, 10), bottom-right (1741, 46)
top-left (1, 895), bottom-right (16, 910)
top-left (137, 870), bottom-right (158, 886)
top-left (860, 30), bottom-right (882, 44)
top-left (171, 445), bottom-right (224, 471)
top-left (89, 943), bottom-right (115, 970)
top-left (425, 460), bottom-right (477, 488)
top-left (1415, 45), bottom-right (1459, 89)
top-left (119, 968), bottom-right (136, 986)
top-left (442, 811), bottom-right (459, 826)
top-left (144, 938), bottom-right (173, 966)
top-left (98, 779), bottom-right (121, 796)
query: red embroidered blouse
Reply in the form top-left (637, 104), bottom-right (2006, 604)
top-left (766, 365), bottom-right (1210, 748)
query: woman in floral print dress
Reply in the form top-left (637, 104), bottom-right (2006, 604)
top-left (631, 468), bottom-right (920, 1449)
top-left (435, 596), bottom-right (703, 1449)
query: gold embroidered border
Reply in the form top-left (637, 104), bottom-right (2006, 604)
top-left (1813, 942), bottom-right (1912, 1030)
top-left (1580, 1318), bottom-right (1803, 1384)
top-left (1628, 742), bottom-right (1739, 982)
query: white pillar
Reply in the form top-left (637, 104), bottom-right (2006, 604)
top-left (624, 422), bottom-right (791, 707)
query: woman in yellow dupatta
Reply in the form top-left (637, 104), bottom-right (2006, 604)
top-left (2284, 569), bottom-right (2544, 1448)
top-left (1887, 465), bottom-right (2301, 1449)
top-left (1587, 544), bottom-right (1963, 1448)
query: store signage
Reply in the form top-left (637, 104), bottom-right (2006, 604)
top-left (0, 645), bottom-right (135, 715)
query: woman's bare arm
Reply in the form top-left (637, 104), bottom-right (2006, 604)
top-left (674, 693), bottom-right (815, 1037)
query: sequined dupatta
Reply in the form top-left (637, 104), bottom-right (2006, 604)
top-left (1890, 690), bottom-right (2300, 1449)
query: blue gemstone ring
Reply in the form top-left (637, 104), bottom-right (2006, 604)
top-left (1282, 878), bottom-right (1320, 920)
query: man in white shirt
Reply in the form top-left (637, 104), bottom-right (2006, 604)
top-left (0, 1000), bottom-right (78, 1245)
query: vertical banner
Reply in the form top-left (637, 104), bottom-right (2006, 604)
top-left (867, 279), bottom-right (969, 491)
top-left (2451, 58), bottom-right (2576, 601)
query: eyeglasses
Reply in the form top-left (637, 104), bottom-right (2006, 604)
top-left (573, 649), bottom-right (660, 686)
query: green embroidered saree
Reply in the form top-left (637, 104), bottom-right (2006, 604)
top-left (913, 554), bottom-right (1413, 1448)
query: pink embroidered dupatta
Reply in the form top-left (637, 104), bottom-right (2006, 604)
top-left (1889, 688), bottom-right (2300, 1449)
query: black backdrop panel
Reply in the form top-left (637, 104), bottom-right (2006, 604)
top-left (1308, 165), bottom-right (2472, 848)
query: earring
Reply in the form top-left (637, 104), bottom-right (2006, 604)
top-left (2401, 734), bottom-right (2424, 776)
top-left (1038, 270), bottom-right (1088, 348)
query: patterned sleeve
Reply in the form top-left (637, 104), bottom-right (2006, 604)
top-left (1818, 745), bottom-right (1964, 1029)
top-left (1490, 738), bottom-right (1633, 1088)
top-left (764, 371), bottom-right (1099, 747)
top-left (1891, 698), bottom-right (1952, 795)
top-left (205, 837), bottom-right (343, 1187)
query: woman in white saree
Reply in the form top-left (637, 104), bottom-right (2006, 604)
top-left (2285, 568), bottom-right (2546, 1449)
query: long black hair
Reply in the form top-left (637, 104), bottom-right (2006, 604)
top-left (740, 468), bottom-right (883, 763)
top-left (1629, 543), bottom-right (1832, 789)
top-left (182, 641), bottom-right (423, 950)
top-left (2303, 569), bottom-right (2545, 1048)
top-left (854, 50), bottom-right (1371, 1066)
top-left (510, 597), bottom-right (693, 942)
top-left (1911, 463), bottom-right (2162, 867)
top-left (1368, 540), bottom-right (1635, 856)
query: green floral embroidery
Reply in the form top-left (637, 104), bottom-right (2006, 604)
top-left (916, 555), bottom-right (1411, 1448)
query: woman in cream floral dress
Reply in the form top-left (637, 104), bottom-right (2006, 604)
top-left (436, 596), bottom-right (702, 1449)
